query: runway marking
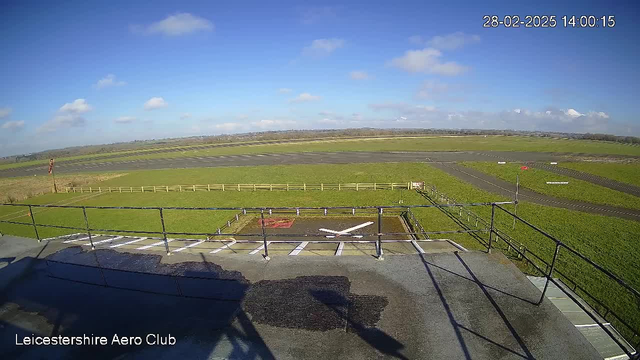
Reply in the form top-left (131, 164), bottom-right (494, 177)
top-left (447, 240), bottom-right (468, 252)
top-left (210, 240), bottom-right (237, 253)
top-left (411, 240), bottom-right (425, 254)
top-left (111, 237), bottom-right (147, 248)
top-left (289, 241), bottom-right (309, 255)
top-left (575, 323), bottom-right (610, 328)
top-left (335, 242), bottom-right (344, 256)
top-left (84, 236), bottom-right (123, 246)
top-left (173, 240), bottom-right (205, 252)
top-left (249, 242), bottom-right (271, 255)
top-left (41, 233), bottom-right (82, 241)
top-left (63, 236), bottom-right (91, 243)
top-left (137, 239), bottom-right (174, 250)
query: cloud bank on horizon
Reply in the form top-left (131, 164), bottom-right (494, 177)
top-left (0, 1), bottom-right (638, 156)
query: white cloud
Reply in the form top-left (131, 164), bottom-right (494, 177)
top-left (180, 113), bottom-right (192, 120)
top-left (318, 118), bottom-right (339, 124)
top-left (37, 98), bottom-right (93, 133)
top-left (278, 88), bottom-right (292, 94)
top-left (94, 74), bottom-right (126, 89)
top-left (1, 120), bottom-right (24, 132)
top-left (59, 99), bottom-right (93, 114)
top-left (408, 35), bottom-right (424, 45)
top-left (144, 97), bottom-right (168, 110)
top-left (303, 38), bottom-right (345, 56)
top-left (290, 93), bottom-right (321, 103)
top-left (251, 119), bottom-right (297, 129)
top-left (388, 48), bottom-right (468, 75)
top-left (416, 80), bottom-right (453, 100)
top-left (426, 32), bottom-right (480, 50)
top-left (349, 71), bottom-right (371, 80)
top-left (564, 108), bottom-right (583, 118)
top-left (37, 114), bottom-right (86, 133)
top-left (131, 13), bottom-right (214, 36)
top-left (115, 116), bottom-right (136, 124)
top-left (0, 107), bottom-right (12, 119)
top-left (215, 122), bottom-right (245, 132)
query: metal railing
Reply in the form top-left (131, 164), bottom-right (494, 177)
top-left (418, 186), bottom-right (639, 358)
top-left (0, 202), bottom-right (510, 261)
top-left (491, 204), bottom-right (639, 358)
top-left (64, 182), bottom-right (418, 193)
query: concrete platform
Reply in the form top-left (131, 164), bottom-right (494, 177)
top-left (0, 235), bottom-right (601, 359)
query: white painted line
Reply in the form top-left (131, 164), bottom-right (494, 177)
top-left (63, 236), bottom-right (91, 244)
top-left (137, 239), bottom-right (174, 250)
top-left (42, 232), bottom-right (82, 241)
top-left (84, 236), bottom-right (123, 246)
top-left (249, 242), bottom-right (271, 255)
top-left (111, 237), bottom-right (147, 248)
top-left (411, 240), bottom-right (426, 254)
top-left (335, 242), bottom-right (344, 256)
top-left (605, 354), bottom-right (632, 360)
top-left (210, 240), bottom-right (237, 254)
top-left (575, 323), bottom-right (610, 328)
top-left (289, 241), bottom-right (309, 256)
top-left (173, 240), bottom-right (205, 253)
top-left (447, 240), bottom-right (468, 252)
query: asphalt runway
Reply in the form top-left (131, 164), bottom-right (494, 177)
top-left (0, 150), bottom-right (595, 178)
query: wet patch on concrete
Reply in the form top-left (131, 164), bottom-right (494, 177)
top-left (243, 275), bottom-right (388, 332)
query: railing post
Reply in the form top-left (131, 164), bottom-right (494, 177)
top-left (376, 207), bottom-right (384, 260)
top-left (539, 243), bottom-right (561, 305)
top-left (159, 208), bottom-right (171, 255)
top-left (28, 205), bottom-right (40, 241)
top-left (488, 203), bottom-right (495, 253)
top-left (82, 206), bottom-right (95, 250)
top-left (260, 210), bottom-right (270, 260)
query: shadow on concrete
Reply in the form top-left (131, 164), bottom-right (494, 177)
top-left (0, 247), bottom-right (275, 360)
top-left (310, 289), bottom-right (408, 360)
top-left (418, 252), bottom-right (536, 360)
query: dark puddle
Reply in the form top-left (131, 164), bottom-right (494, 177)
top-left (243, 275), bottom-right (388, 332)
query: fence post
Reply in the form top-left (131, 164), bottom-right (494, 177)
top-left (119, 187), bottom-right (122, 193)
top-left (81, 188), bottom-right (83, 193)
top-left (287, 184), bottom-right (289, 191)
top-left (321, 183), bottom-right (323, 191)
top-left (90, 187), bottom-right (92, 193)
top-left (82, 206), bottom-right (95, 250)
top-left (376, 207), bottom-right (384, 260)
top-left (108, 187), bottom-right (111, 193)
top-left (304, 183), bottom-right (306, 191)
top-left (99, 187), bottom-right (101, 193)
top-left (222, 184), bottom-right (225, 191)
top-left (154, 186), bottom-right (156, 193)
top-left (488, 203), bottom-right (495, 253)
top-left (141, 186), bottom-right (144, 193)
top-left (374, 183), bottom-right (376, 190)
top-left (208, 184), bottom-right (210, 191)
top-left (253, 184), bottom-right (256, 191)
top-left (166, 186), bottom-right (169, 192)
top-left (28, 205), bottom-right (40, 241)
top-left (338, 183), bottom-right (341, 191)
top-left (159, 208), bottom-right (171, 255)
top-left (260, 210), bottom-right (270, 260)
top-left (270, 184), bottom-right (273, 191)
top-left (193, 185), bottom-right (196, 192)
top-left (356, 183), bottom-right (359, 191)
top-left (130, 187), bottom-right (132, 193)
top-left (538, 243), bottom-right (561, 305)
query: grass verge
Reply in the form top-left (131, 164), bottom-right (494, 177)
top-left (559, 161), bottom-right (640, 187)
top-left (461, 161), bottom-right (640, 210)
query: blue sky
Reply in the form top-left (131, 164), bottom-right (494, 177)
top-left (1, 0), bottom-right (639, 156)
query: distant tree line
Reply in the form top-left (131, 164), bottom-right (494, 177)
top-left (2, 128), bottom-right (638, 164)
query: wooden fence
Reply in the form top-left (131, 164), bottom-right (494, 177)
top-left (64, 182), bottom-right (422, 193)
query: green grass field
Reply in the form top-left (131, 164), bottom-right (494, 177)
top-left (1, 161), bottom-right (639, 340)
top-left (559, 162), bottom-right (640, 187)
top-left (4, 135), bottom-right (640, 171)
top-left (461, 162), bottom-right (640, 210)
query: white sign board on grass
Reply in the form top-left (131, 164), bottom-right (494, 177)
top-left (546, 181), bottom-right (569, 185)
